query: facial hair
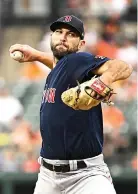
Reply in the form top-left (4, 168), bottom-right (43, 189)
top-left (50, 41), bottom-right (79, 60)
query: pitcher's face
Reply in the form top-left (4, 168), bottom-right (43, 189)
top-left (50, 26), bottom-right (85, 59)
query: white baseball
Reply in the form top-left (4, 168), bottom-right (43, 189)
top-left (10, 51), bottom-right (24, 61)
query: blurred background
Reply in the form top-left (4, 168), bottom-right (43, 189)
top-left (0, 0), bottom-right (137, 194)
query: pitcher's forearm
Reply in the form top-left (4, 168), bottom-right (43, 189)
top-left (93, 59), bottom-right (133, 86)
top-left (100, 59), bottom-right (133, 85)
top-left (36, 51), bottom-right (53, 69)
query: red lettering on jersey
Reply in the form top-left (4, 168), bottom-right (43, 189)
top-left (48, 88), bottom-right (56, 103)
top-left (45, 89), bottom-right (49, 102)
top-left (42, 88), bottom-right (56, 103)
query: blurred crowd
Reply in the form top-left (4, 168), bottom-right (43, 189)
top-left (0, 0), bottom-right (137, 174)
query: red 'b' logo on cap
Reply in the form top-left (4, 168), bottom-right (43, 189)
top-left (64, 16), bottom-right (72, 22)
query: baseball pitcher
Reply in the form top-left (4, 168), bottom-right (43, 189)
top-left (9, 15), bottom-right (133, 194)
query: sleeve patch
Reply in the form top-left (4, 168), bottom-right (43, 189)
top-left (95, 55), bottom-right (106, 60)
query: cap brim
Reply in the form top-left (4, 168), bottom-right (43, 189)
top-left (50, 21), bottom-right (83, 39)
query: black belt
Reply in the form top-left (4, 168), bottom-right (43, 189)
top-left (41, 158), bottom-right (87, 172)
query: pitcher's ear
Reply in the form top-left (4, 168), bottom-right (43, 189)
top-left (78, 40), bottom-right (85, 50)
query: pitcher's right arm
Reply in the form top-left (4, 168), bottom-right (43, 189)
top-left (9, 44), bottom-right (53, 69)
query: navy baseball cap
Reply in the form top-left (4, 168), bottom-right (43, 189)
top-left (50, 15), bottom-right (84, 39)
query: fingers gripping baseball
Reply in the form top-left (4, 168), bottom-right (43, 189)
top-left (10, 51), bottom-right (24, 61)
top-left (9, 44), bottom-right (38, 62)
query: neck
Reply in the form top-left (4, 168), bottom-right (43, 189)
top-left (53, 57), bottom-right (59, 68)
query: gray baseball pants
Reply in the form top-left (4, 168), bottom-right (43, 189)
top-left (33, 154), bottom-right (116, 194)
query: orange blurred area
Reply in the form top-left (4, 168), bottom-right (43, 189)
top-left (103, 106), bottom-right (125, 131)
top-left (96, 40), bottom-right (118, 58)
top-left (131, 155), bottom-right (138, 170)
top-left (20, 62), bottom-right (48, 80)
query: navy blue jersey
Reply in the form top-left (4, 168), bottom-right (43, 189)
top-left (40, 52), bottom-right (110, 160)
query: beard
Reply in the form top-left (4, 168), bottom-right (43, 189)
top-left (50, 41), bottom-right (79, 60)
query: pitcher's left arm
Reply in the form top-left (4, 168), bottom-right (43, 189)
top-left (93, 59), bottom-right (133, 86)
top-left (61, 59), bottom-right (133, 110)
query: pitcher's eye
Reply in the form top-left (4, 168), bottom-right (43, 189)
top-left (55, 29), bottom-right (62, 34)
top-left (68, 32), bottom-right (76, 37)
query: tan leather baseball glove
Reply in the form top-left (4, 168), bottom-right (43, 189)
top-left (61, 76), bottom-right (115, 110)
